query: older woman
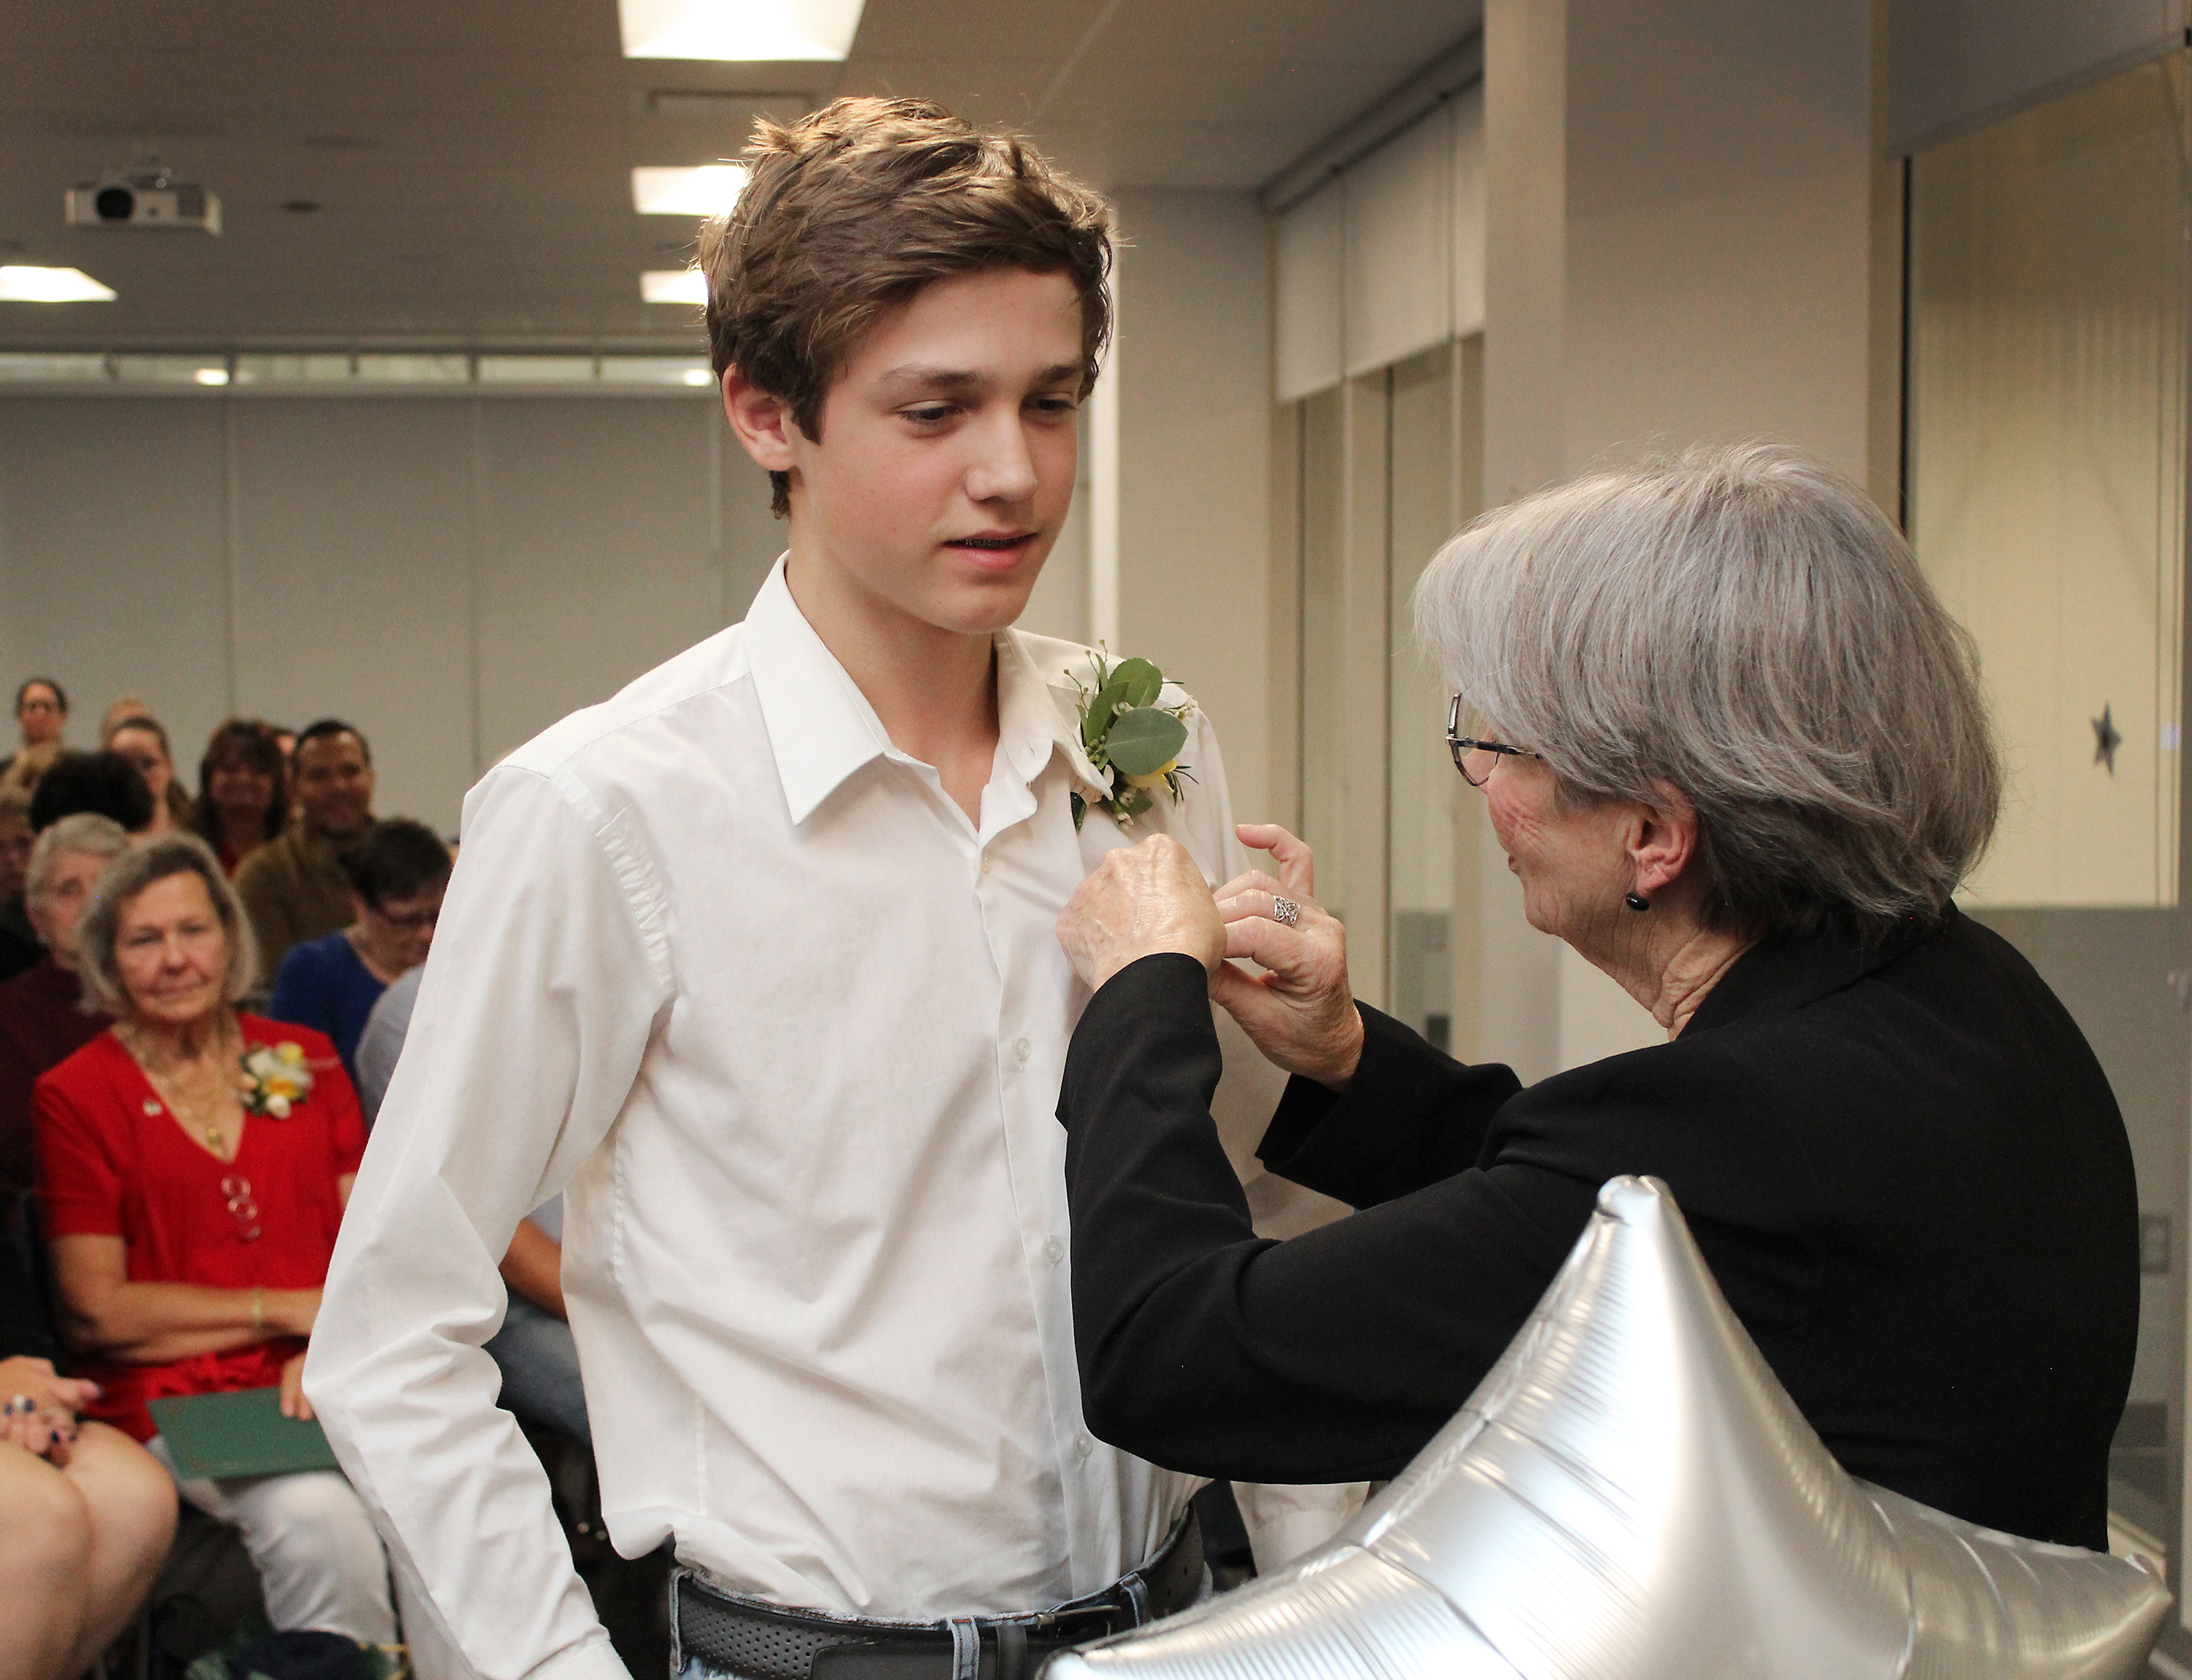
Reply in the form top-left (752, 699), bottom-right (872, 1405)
top-left (190, 719), bottom-right (289, 877)
top-left (1056, 442), bottom-right (2135, 1553)
top-left (32, 835), bottom-right (397, 1649)
top-left (0, 814), bottom-right (129, 1204)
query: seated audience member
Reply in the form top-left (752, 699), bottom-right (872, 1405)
top-left (35, 835), bottom-right (399, 1652)
top-left (0, 787), bottom-right (40, 981)
top-left (28, 752), bottom-right (155, 837)
top-left (107, 715), bottom-right (190, 837)
top-left (0, 678), bottom-right (68, 790)
top-left (191, 720), bottom-right (289, 876)
top-left (0, 1350), bottom-right (177, 1680)
top-left (236, 721), bottom-right (376, 978)
top-left (268, 820), bottom-right (449, 1087)
top-left (98, 693), bottom-right (151, 748)
top-left (0, 816), bottom-right (130, 1204)
top-left (355, 969), bottom-right (590, 1447)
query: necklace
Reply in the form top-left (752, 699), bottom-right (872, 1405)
top-left (121, 1019), bottom-right (241, 1159)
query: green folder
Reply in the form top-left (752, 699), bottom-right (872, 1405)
top-left (148, 1387), bottom-right (340, 1480)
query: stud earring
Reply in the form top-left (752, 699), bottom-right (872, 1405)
top-left (1625, 892), bottom-right (1651, 911)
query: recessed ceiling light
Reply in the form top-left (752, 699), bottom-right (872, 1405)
top-left (0, 266), bottom-right (116, 302)
top-left (194, 366), bottom-right (230, 386)
top-left (642, 269), bottom-right (710, 305)
top-left (632, 165), bottom-right (749, 216)
top-left (683, 366), bottom-right (716, 387)
top-left (619, 0), bottom-right (864, 61)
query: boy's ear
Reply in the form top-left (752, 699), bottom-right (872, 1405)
top-left (721, 366), bottom-right (799, 473)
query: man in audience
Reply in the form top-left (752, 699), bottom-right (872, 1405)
top-left (0, 789), bottom-right (39, 981)
top-left (311, 98), bottom-right (1319, 1680)
top-left (235, 719), bottom-right (376, 976)
top-left (267, 818), bottom-right (450, 1086)
top-left (0, 814), bottom-right (128, 1204)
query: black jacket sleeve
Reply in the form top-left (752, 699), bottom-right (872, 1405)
top-left (1061, 954), bottom-right (1583, 1483)
top-left (1258, 1003), bottom-right (1523, 1206)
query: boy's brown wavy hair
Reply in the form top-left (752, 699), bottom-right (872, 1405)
top-left (699, 96), bottom-right (1114, 517)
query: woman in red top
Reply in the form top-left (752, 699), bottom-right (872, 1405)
top-left (34, 834), bottom-right (396, 1650)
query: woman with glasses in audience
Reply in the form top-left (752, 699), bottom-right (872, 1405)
top-left (191, 720), bottom-right (290, 878)
top-left (1054, 442), bottom-right (2136, 1554)
top-left (32, 834), bottom-right (399, 1652)
top-left (0, 678), bottom-right (68, 794)
top-left (106, 715), bottom-right (191, 838)
top-left (267, 819), bottom-right (449, 1090)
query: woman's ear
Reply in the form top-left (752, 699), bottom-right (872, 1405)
top-left (1629, 780), bottom-right (1700, 900)
top-left (720, 366), bottom-right (799, 474)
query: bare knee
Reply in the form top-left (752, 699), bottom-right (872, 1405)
top-left (68, 1424), bottom-right (179, 1581)
top-left (0, 1445), bottom-right (93, 1578)
top-left (0, 1443), bottom-right (94, 1661)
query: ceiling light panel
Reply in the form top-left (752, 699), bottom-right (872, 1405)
top-left (642, 270), bottom-right (710, 305)
top-left (632, 165), bottom-right (750, 216)
top-left (0, 265), bottom-right (116, 302)
top-left (619, 0), bottom-right (864, 61)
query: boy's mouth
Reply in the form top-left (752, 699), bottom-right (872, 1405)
top-left (946, 532), bottom-right (1036, 551)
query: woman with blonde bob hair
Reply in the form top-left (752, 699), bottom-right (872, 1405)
top-left (1054, 441), bottom-right (2137, 1552)
top-left (32, 834), bottom-right (400, 1652)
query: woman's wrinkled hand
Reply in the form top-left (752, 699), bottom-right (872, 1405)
top-left (1209, 824), bottom-right (1365, 1090)
top-left (0, 1354), bottom-right (95, 1467)
top-left (1058, 835), bottom-right (1227, 992)
top-left (279, 1350), bottom-right (314, 1422)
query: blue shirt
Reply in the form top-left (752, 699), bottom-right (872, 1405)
top-left (267, 930), bottom-right (386, 1089)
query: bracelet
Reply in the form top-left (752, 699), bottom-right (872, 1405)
top-left (250, 1286), bottom-right (264, 1339)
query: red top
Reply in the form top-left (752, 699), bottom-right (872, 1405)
top-left (33, 1015), bottom-right (365, 1441)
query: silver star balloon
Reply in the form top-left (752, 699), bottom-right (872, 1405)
top-left (1054, 1177), bottom-right (2169, 1680)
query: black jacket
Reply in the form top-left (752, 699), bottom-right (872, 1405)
top-left (1059, 909), bottom-right (2137, 1550)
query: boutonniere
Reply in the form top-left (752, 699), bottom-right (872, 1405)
top-left (1070, 648), bottom-right (1196, 830)
top-left (240, 1042), bottom-right (313, 1118)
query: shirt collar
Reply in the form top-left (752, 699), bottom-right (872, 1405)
top-left (746, 556), bottom-right (1109, 826)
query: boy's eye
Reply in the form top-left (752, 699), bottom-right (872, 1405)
top-left (902, 404), bottom-right (957, 425)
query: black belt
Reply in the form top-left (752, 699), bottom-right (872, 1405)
top-left (672, 1511), bottom-right (1203, 1680)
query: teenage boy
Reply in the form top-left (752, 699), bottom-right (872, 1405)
top-left (309, 99), bottom-right (1332, 1680)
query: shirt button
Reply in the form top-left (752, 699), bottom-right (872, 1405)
top-left (1045, 1236), bottom-right (1065, 1265)
top-left (1076, 1432), bottom-right (1095, 1459)
top-left (1013, 1038), bottom-right (1031, 1062)
top-left (980, 851), bottom-right (994, 875)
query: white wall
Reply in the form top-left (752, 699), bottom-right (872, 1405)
top-left (1482, 0), bottom-right (1876, 1078)
top-left (0, 393), bottom-right (784, 832)
top-left (1109, 188), bottom-right (1278, 827)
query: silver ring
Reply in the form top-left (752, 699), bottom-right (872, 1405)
top-left (1272, 896), bottom-right (1301, 927)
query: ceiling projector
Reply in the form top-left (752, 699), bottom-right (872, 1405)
top-left (65, 165), bottom-right (221, 234)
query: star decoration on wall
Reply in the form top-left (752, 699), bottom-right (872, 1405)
top-left (2095, 704), bottom-right (2123, 774)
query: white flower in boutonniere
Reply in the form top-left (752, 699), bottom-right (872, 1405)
top-left (240, 1042), bottom-right (313, 1119)
top-left (1069, 648), bottom-right (1197, 831)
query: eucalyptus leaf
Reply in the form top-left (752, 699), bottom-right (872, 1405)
top-left (1113, 658), bottom-right (1164, 710)
top-left (1105, 707), bottom-right (1189, 776)
top-left (1084, 674), bottom-right (1133, 748)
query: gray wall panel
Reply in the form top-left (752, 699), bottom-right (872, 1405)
top-left (0, 400), bottom-right (232, 774)
top-left (1891, 0), bottom-right (2184, 153)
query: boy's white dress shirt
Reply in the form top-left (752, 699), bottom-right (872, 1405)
top-left (308, 560), bottom-right (1328, 1680)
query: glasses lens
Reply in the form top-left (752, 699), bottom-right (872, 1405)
top-left (1462, 745), bottom-right (1497, 786)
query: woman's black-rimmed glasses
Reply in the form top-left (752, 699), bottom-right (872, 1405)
top-left (1447, 694), bottom-right (1547, 787)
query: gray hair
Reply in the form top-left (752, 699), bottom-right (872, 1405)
top-left (76, 833), bottom-right (259, 1016)
top-left (26, 813), bottom-right (129, 906)
top-left (1414, 440), bottom-right (2000, 942)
